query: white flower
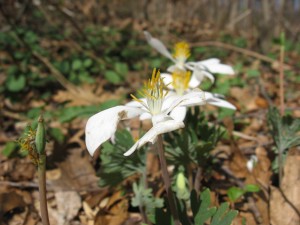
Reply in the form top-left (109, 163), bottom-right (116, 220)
top-left (246, 155), bottom-right (258, 172)
top-left (160, 70), bottom-right (236, 122)
top-left (85, 69), bottom-right (207, 157)
top-left (144, 31), bottom-right (235, 83)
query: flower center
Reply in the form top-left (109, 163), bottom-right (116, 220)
top-left (131, 68), bottom-right (168, 115)
top-left (172, 70), bottom-right (191, 95)
top-left (173, 42), bottom-right (190, 67)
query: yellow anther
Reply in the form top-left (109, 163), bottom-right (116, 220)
top-left (131, 68), bottom-right (168, 115)
top-left (173, 42), bottom-right (190, 61)
top-left (172, 70), bottom-right (191, 95)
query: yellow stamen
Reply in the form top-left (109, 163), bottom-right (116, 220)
top-left (18, 127), bottom-right (39, 165)
top-left (173, 42), bottom-right (190, 61)
top-left (131, 68), bottom-right (168, 115)
top-left (172, 70), bottom-right (191, 95)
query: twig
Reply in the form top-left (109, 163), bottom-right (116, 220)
top-left (190, 41), bottom-right (292, 70)
top-left (32, 52), bottom-right (100, 104)
top-left (0, 181), bottom-right (39, 189)
top-left (208, 122), bottom-right (258, 142)
top-left (156, 135), bottom-right (180, 225)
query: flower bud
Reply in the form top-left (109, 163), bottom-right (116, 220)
top-left (176, 171), bottom-right (186, 191)
top-left (35, 115), bottom-right (46, 154)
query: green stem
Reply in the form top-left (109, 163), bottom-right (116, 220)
top-left (156, 135), bottom-right (180, 225)
top-left (38, 154), bottom-right (50, 225)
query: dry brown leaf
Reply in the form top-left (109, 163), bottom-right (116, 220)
top-left (94, 191), bottom-right (129, 225)
top-left (224, 118), bottom-right (249, 178)
top-left (253, 147), bottom-right (272, 190)
top-left (48, 147), bottom-right (100, 192)
top-left (53, 191), bottom-right (82, 224)
top-left (0, 190), bottom-right (26, 220)
top-left (230, 87), bottom-right (259, 111)
top-left (270, 150), bottom-right (300, 225)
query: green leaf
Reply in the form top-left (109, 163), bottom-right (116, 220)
top-left (72, 59), bottom-right (83, 71)
top-left (2, 142), bottom-right (18, 157)
top-left (104, 70), bottom-right (122, 84)
top-left (217, 108), bottom-right (235, 120)
top-left (190, 189), bottom-right (238, 225)
top-left (267, 107), bottom-right (300, 152)
top-left (114, 62), bottom-right (128, 78)
top-left (83, 58), bottom-right (93, 68)
top-left (227, 187), bottom-right (245, 202)
top-left (98, 129), bottom-right (146, 187)
top-left (60, 61), bottom-right (70, 73)
top-left (246, 69), bottom-right (260, 78)
top-left (131, 182), bottom-right (163, 220)
top-left (211, 203), bottom-right (238, 225)
top-left (194, 189), bottom-right (217, 225)
top-left (244, 184), bottom-right (260, 193)
top-left (6, 75), bottom-right (26, 92)
top-left (49, 128), bottom-right (65, 144)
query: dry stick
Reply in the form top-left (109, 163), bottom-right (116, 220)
top-left (190, 41), bottom-right (292, 70)
top-left (32, 52), bottom-right (99, 104)
top-left (38, 154), bottom-right (50, 225)
top-left (156, 135), bottom-right (180, 225)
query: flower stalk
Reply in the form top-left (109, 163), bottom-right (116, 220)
top-left (19, 115), bottom-right (50, 225)
top-left (156, 135), bottom-right (180, 225)
top-left (38, 153), bottom-right (50, 225)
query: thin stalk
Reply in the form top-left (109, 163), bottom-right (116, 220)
top-left (139, 205), bottom-right (150, 225)
top-left (140, 163), bottom-right (151, 224)
top-left (194, 167), bottom-right (203, 196)
top-left (278, 34), bottom-right (285, 186)
top-left (38, 154), bottom-right (50, 225)
top-left (278, 147), bottom-right (283, 187)
top-left (279, 41), bottom-right (285, 116)
top-left (156, 135), bottom-right (180, 225)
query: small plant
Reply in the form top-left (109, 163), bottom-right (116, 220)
top-left (267, 107), bottom-right (300, 184)
top-left (18, 115), bottom-right (50, 225)
top-left (227, 184), bottom-right (260, 202)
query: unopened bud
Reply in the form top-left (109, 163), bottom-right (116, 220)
top-left (35, 115), bottom-right (46, 154)
top-left (176, 171), bottom-right (186, 191)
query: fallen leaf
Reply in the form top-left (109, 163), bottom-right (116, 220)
top-left (0, 190), bottom-right (26, 221)
top-left (270, 149), bottom-right (300, 225)
top-left (94, 191), bottom-right (128, 225)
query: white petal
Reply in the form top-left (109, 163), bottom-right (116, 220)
top-left (161, 73), bottom-right (174, 89)
top-left (144, 31), bottom-right (175, 62)
top-left (123, 119), bottom-right (184, 156)
top-left (85, 106), bottom-right (143, 156)
top-left (197, 58), bottom-right (220, 65)
top-left (208, 64), bottom-right (235, 75)
top-left (166, 89), bottom-right (206, 114)
top-left (189, 74), bottom-right (201, 88)
top-left (197, 58), bottom-right (234, 75)
top-left (167, 65), bottom-right (177, 73)
top-left (162, 92), bottom-right (179, 112)
top-left (170, 106), bottom-right (187, 122)
top-left (205, 92), bottom-right (236, 110)
top-left (192, 67), bottom-right (215, 83)
top-left (140, 112), bottom-right (152, 120)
